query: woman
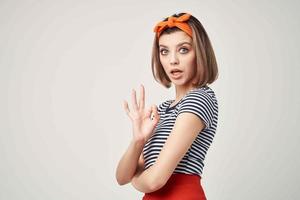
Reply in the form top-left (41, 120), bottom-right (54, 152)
top-left (116, 12), bottom-right (219, 200)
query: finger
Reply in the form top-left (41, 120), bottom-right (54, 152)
top-left (145, 107), bottom-right (151, 118)
top-left (151, 105), bottom-right (157, 112)
top-left (151, 105), bottom-right (160, 122)
top-left (154, 105), bottom-right (160, 120)
top-left (139, 84), bottom-right (145, 110)
top-left (131, 89), bottom-right (138, 110)
top-left (150, 105), bottom-right (154, 120)
top-left (123, 100), bottom-right (132, 119)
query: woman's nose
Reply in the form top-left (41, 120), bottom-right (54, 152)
top-left (170, 52), bottom-right (179, 65)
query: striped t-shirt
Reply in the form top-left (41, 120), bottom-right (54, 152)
top-left (142, 86), bottom-right (218, 176)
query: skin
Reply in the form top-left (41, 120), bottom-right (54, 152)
top-left (115, 30), bottom-right (205, 193)
top-left (159, 30), bottom-right (198, 105)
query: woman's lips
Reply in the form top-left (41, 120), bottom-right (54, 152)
top-left (170, 70), bottom-right (183, 79)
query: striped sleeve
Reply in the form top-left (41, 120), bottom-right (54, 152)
top-left (156, 101), bottom-right (165, 115)
top-left (178, 91), bottom-right (215, 129)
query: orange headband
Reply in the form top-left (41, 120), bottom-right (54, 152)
top-left (153, 13), bottom-right (193, 38)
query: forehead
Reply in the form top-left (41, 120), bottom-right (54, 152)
top-left (158, 30), bottom-right (192, 47)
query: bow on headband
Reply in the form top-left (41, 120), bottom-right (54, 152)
top-left (153, 13), bottom-right (193, 38)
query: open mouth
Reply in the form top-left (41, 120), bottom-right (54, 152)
top-left (170, 69), bottom-right (183, 78)
top-left (171, 69), bottom-right (183, 74)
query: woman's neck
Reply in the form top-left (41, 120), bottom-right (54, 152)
top-left (173, 85), bottom-right (196, 103)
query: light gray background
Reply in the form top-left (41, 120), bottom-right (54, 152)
top-left (0, 0), bottom-right (299, 199)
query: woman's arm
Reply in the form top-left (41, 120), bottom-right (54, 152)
top-left (116, 84), bottom-right (160, 186)
top-left (131, 112), bottom-right (205, 193)
top-left (131, 163), bottom-right (160, 193)
top-left (115, 138), bottom-right (145, 185)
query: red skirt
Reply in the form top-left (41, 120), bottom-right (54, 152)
top-left (142, 173), bottom-right (206, 200)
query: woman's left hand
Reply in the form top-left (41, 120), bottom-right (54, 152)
top-left (123, 84), bottom-right (160, 143)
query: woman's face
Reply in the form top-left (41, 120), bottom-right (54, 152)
top-left (158, 30), bottom-right (197, 88)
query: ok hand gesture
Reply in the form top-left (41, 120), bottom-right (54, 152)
top-left (123, 84), bottom-right (160, 143)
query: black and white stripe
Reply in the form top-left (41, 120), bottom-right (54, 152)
top-left (142, 86), bottom-right (218, 176)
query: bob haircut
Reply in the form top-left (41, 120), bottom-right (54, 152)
top-left (151, 12), bottom-right (218, 88)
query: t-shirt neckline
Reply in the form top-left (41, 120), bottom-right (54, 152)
top-left (165, 86), bottom-right (207, 112)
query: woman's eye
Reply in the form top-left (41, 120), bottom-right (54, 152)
top-left (179, 47), bottom-right (189, 54)
top-left (160, 49), bottom-right (168, 55)
top-left (160, 48), bottom-right (189, 55)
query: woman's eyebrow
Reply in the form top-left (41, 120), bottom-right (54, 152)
top-left (159, 41), bottom-right (192, 48)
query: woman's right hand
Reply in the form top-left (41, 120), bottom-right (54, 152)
top-left (123, 84), bottom-right (160, 143)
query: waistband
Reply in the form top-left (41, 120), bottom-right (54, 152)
top-left (142, 173), bottom-right (205, 200)
top-left (163, 173), bottom-right (202, 188)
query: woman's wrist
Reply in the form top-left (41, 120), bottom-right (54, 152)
top-left (132, 132), bottom-right (148, 144)
top-left (132, 137), bottom-right (146, 147)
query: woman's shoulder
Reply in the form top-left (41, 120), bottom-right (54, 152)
top-left (183, 85), bottom-right (217, 104)
top-left (178, 85), bottom-right (218, 129)
top-left (157, 85), bottom-right (218, 113)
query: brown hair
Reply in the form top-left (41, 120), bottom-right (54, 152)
top-left (151, 13), bottom-right (218, 88)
